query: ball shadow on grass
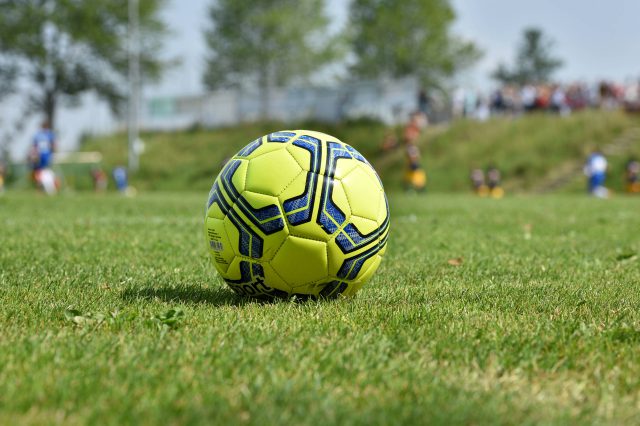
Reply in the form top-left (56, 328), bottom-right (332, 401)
top-left (120, 284), bottom-right (248, 307)
top-left (120, 284), bottom-right (324, 307)
top-left (120, 284), bottom-right (335, 306)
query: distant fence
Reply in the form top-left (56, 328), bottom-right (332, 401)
top-left (142, 78), bottom-right (445, 131)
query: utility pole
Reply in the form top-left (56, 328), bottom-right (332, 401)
top-left (128, 0), bottom-right (140, 172)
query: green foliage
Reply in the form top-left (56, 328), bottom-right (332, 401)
top-left (349, 0), bottom-right (481, 88)
top-left (0, 0), bottom-right (167, 126)
top-left (1, 192), bottom-right (639, 423)
top-left (203, 0), bottom-right (342, 116)
top-left (492, 28), bottom-right (564, 85)
top-left (0, 58), bottom-right (17, 99)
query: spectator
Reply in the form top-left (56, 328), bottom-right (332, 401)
top-left (550, 85), bottom-right (570, 115)
top-left (470, 168), bottom-right (489, 196)
top-left (626, 158), bottom-right (640, 193)
top-left (521, 85), bottom-right (537, 112)
top-left (487, 165), bottom-right (505, 198)
top-left (452, 87), bottom-right (465, 119)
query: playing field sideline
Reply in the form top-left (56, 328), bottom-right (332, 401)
top-left (1, 193), bottom-right (639, 424)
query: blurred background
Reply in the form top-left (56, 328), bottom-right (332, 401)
top-left (0, 0), bottom-right (639, 195)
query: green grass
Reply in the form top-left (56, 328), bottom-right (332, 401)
top-left (1, 192), bottom-right (639, 425)
top-left (81, 111), bottom-right (640, 193)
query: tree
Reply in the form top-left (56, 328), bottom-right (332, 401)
top-left (349, 0), bottom-right (481, 89)
top-left (0, 59), bottom-right (17, 100)
top-left (0, 28), bottom-right (18, 101)
top-left (492, 28), bottom-right (563, 85)
top-left (203, 0), bottom-right (341, 118)
top-left (0, 0), bottom-right (167, 129)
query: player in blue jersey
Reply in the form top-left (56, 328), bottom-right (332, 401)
top-left (31, 121), bottom-right (56, 171)
top-left (29, 121), bottom-right (58, 194)
top-left (584, 150), bottom-right (608, 198)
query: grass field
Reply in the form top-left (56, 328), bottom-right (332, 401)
top-left (1, 192), bottom-right (639, 424)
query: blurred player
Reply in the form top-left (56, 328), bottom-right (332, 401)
top-left (486, 165), bottom-right (504, 198)
top-left (403, 112), bottom-right (427, 192)
top-left (91, 167), bottom-right (108, 192)
top-left (29, 120), bottom-right (58, 195)
top-left (626, 158), bottom-right (640, 193)
top-left (470, 168), bottom-right (489, 196)
top-left (380, 130), bottom-right (398, 152)
top-left (584, 150), bottom-right (608, 198)
top-left (0, 160), bottom-right (6, 194)
top-left (113, 166), bottom-right (128, 193)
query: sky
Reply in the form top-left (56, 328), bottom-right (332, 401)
top-left (152, 0), bottom-right (640, 95)
top-left (3, 0), bottom-right (640, 158)
top-left (451, 0), bottom-right (640, 86)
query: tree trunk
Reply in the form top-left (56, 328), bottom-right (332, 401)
top-left (43, 90), bottom-right (56, 129)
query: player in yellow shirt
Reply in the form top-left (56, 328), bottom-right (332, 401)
top-left (403, 112), bottom-right (427, 192)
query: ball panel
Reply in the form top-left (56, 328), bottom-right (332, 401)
top-left (341, 164), bottom-right (383, 221)
top-left (329, 179), bottom-right (352, 221)
top-left (261, 263), bottom-right (293, 295)
top-left (277, 165), bottom-right (327, 243)
top-left (349, 215), bottom-right (379, 236)
top-left (326, 233), bottom-right (381, 280)
top-left (235, 137), bottom-right (263, 158)
top-left (230, 159), bottom-right (248, 194)
top-left (237, 190), bottom-right (288, 261)
top-left (286, 138), bottom-right (318, 172)
top-left (378, 230), bottom-right (389, 257)
top-left (376, 194), bottom-right (390, 227)
top-left (290, 279), bottom-right (322, 296)
top-left (292, 129), bottom-right (339, 144)
top-left (338, 240), bottom-right (383, 281)
top-left (290, 278), bottom-right (351, 299)
top-left (206, 201), bottom-right (226, 221)
top-left (271, 235), bottom-right (328, 287)
top-left (282, 194), bottom-right (331, 242)
top-left (222, 258), bottom-right (290, 299)
top-left (278, 171), bottom-right (313, 221)
top-left (245, 147), bottom-right (302, 196)
top-left (205, 217), bottom-right (236, 274)
top-left (317, 280), bottom-right (350, 299)
top-left (222, 215), bottom-right (243, 258)
top-left (342, 254), bottom-right (383, 297)
top-left (236, 136), bottom-right (286, 160)
top-left (218, 255), bottom-right (243, 282)
top-left (333, 156), bottom-right (359, 181)
top-left (326, 236), bottom-right (346, 278)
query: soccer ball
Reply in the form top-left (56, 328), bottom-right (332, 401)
top-left (204, 130), bottom-right (389, 299)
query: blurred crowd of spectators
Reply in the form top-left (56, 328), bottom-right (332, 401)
top-left (452, 79), bottom-right (640, 120)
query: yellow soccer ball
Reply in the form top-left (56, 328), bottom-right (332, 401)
top-left (204, 130), bottom-right (389, 299)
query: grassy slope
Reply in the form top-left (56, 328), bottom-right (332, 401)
top-left (83, 120), bottom-right (387, 191)
top-left (1, 192), bottom-right (639, 424)
top-left (82, 111), bottom-right (640, 192)
top-left (412, 110), bottom-right (640, 192)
